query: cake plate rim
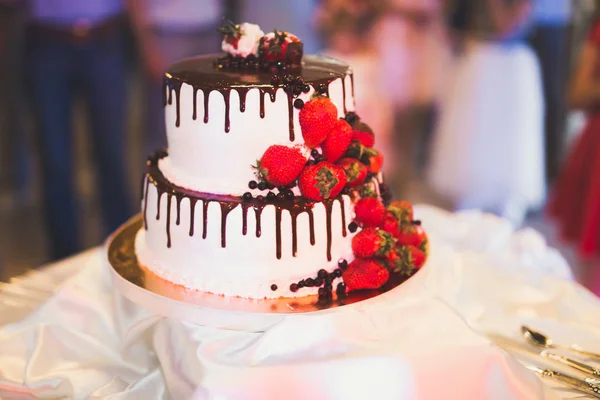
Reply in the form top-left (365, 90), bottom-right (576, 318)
top-left (106, 214), bottom-right (423, 331)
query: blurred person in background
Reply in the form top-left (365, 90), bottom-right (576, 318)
top-left (314, 0), bottom-right (394, 175)
top-left (127, 0), bottom-right (224, 159)
top-left (0, 0), bottom-right (29, 205)
top-left (549, 15), bottom-right (600, 293)
top-left (428, 0), bottom-right (545, 226)
top-left (529, 0), bottom-right (573, 185)
top-left (374, 0), bottom-right (447, 198)
top-left (26, 0), bottom-right (132, 260)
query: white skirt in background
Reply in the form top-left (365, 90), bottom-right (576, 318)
top-left (427, 40), bottom-right (545, 220)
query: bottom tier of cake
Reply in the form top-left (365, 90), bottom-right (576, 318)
top-left (135, 157), bottom-right (357, 299)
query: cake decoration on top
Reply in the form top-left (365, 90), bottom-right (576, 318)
top-left (219, 20), bottom-right (264, 58)
top-left (215, 20), bottom-right (303, 71)
top-left (259, 30), bottom-right (303, 66)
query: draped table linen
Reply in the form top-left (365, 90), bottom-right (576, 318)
top-left (0, 206), bottom-right (598, 399)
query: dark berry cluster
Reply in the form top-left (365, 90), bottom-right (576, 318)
top-left (213, 54), bottom-right (262, 71)
top-left (348, 222), bottom-right (359, 233)
top-left (274, 74), bottom-right (310, 101)
top-left (379, 183), bottom-right (392, 205)
top-left (344, 112), bottom-right (360, 125)
top-left (305, 149), bottom-right (326, 166)
top-left (243, 180), bottom-right (296, 202)
top-left (289, 261), bottom-right (347, 300)
top-left (214, 54), bottom-right (306, 74)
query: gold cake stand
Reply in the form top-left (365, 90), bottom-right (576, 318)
top-left (107, 215), bottom-right (418, 331)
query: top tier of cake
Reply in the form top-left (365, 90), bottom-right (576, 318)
top-left (160, 54), bottom-right (355, 194)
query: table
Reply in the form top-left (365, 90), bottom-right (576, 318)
top-left (1, 206), bottom-right (598, 399)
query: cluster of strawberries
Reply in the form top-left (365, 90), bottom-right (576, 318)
top-left (254, 94), bottom-right (427, 295)
top-left (342, 198), bottom-right (428, 292)
top-left (256, 96), bottom-right (383, 201)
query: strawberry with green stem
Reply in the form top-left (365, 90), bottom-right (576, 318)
top-left (342, 258), bottom-right (390, 292)
top-left (351, 227), bottom-right (397, 258)
top-left (298, 161), bottom-right (346, 201)
top-left (255, 145), bottom-right (306, 187)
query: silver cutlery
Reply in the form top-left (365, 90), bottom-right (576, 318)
top-left (522, 326), bottom-right (600, 362)
top-left (542, 352), bottom-right (600, 378)
top-left (527, 365), bottom-right (600, 398)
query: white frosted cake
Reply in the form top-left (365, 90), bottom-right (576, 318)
top-left (135, 22), bottom-right (429, 300)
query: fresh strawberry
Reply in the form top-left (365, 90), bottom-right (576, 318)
top-left (256, 145), bottom-right (306, 187)
top-left (351, 122), bottom-right (375, 147)
top-left (390, 245), bottom-right (426, 276)
top-left (218, 19), bottom-right (243, 48)
top-left (259, 30), bottom-right (302, 62)
top-left (351, 227), bottom-right (396, 258)
top-left (364, 148), bottom-right (383, 174)
top-left (344, 111), bottom-right (361, 128)
top-left (381, 211), bottom-right (400, 236)
top-left (387, 200), bottom-right (414, 223)
top-left (354, 197), bottom-right (386, 228)
top-left (345, 140), bottom-right (365, 160)
top-left (395, 222), bottom-right (428, 248)
top-left (299, 97), bottom-right (338, 148)
top-left (337, 157), bottom-right (368, 187)
top-left (322, 119), bottom-right (353, 162)
top-left (298, 161), bottom-right (346, 201)
top-left (342, 258), bottom-right (390, 292)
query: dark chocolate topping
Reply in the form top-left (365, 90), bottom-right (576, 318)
top-left (164, 54), bottom-right (353, 141)
top-left (143, 154), bottom-right (347, 260)
top-left (167, 54), bottom-right (350, 89)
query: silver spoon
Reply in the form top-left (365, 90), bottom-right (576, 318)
top-left (526, 365), bottom-right (600, 398)
top-left (522, 326), bottom-right (600, 361)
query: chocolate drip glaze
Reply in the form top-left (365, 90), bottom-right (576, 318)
top-left (241, 203), bottom-right (250, 235)
top-left (237, 87), bottom-right (249, 113)
top-left (324, 201), bottom-right (333, 261)
top-left (192, 87), bottom-right (199, 120)
top-left (220, 202), bottom-right (236, 247)
top-left (254, 205), bottom-right (263, 237)
top-left (291, 212), bottom-right (298, 257)
top-left (307, 208), bottom-right (315, 245)
top-left (341, 76), bottom-right (347, 115)
top-left (166, 80), bottom-right (183, 127)
top-left (143, 176), bottom-right (150, 229)
top-left (166, 194), bottom-right (173, 248)
top-left (222, 88), bottom-right (232, 133)
top-left (286, 91), bottom-right (295, 141)
top-left (175, 195), bottom-right (182, 226)
top-left (202, 200), bottom-right (209, 239)
top-left (340, 197), bottom-right (347, 237)
top-left (258, 87), bottom-right (277, 119)
top-left (275, 207), bottom-right (282, 259)
top-left (164, 55), bottom-right (351, 141)
top-left (144, 154), bottom-right (349, 259)
top-left (189, 198), bottom-right (197, 236)
top-left (203, 90), bottom-right (210, 123)
top-left (350, 73), bottom-right (355, 108)
top-left (156, 191), bottom-right (162, 221)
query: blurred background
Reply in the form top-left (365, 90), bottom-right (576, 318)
top-left (1, 0), bottom-right (599, 295)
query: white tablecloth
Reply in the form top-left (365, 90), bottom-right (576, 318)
top-left (1, 206), bottom-right (599, 399)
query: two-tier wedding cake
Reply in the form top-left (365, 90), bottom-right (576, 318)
top-left (135, 21), bottom-right (428, 300)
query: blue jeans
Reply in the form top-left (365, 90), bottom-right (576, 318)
top-left (27, 28), bottom-right (132, 260)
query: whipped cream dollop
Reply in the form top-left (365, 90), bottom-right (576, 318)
top-left (221, 22), bottom-right (264, 58)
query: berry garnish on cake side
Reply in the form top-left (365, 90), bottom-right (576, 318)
top-left (244, 76), bottom-right (429, 298)
top-left (214, 21), bottom-right (431, 299)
